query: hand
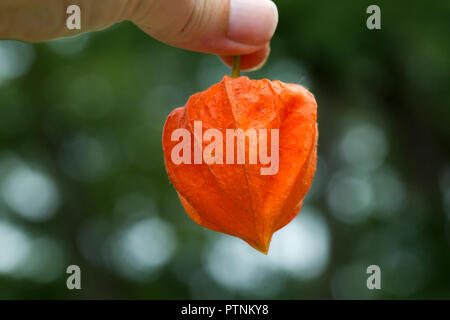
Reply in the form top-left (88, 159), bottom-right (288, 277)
top-left (0, 0), bottom-right (278, 71)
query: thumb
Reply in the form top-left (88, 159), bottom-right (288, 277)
top-left (131, 0), bottom-right (278, 69)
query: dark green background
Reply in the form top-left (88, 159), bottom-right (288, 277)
top-left (0, 0), bottom-right (449, 299)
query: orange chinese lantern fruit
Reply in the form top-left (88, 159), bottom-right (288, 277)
top-left (162, 75), bottom-right (318, 254)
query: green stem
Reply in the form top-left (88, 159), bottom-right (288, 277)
top-left (231, 55), bottom-right (241, 78)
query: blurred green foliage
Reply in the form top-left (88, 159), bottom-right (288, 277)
top-left (0, 0), bottom-right (449, 299)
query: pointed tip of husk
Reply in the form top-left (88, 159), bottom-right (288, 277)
top-left (258, 248), bottom-right (269, 255)
top-left (247, 234), bottom-right (272, 255)
top-left (254, 243), bottom-right (270, 255)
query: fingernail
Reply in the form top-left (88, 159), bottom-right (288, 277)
top-left (228, 0), bottom-right (278, 45)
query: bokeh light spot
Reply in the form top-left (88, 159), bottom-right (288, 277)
top-left (59, 133), bottom-right (114, 182)
top-left (269, 208), bottom-right (330, 280)
top-left (0, 221), bottom-right (31, 274)
top-left (15, 237), bottom-right (66, 283)
top-left (107, 217), bottom-right (177, 281)
top-left (0, 41), bottom-right (35, 85)
top-left (372, 166), bottom-right (406, 218)
top-left (339, 124), bottom-right (388, 171)
top-left (327, 171), bottom-right (374, 224)
top-left (1, 165), bottom-right (60, 222)
top-left (205, 208), bottom-right (330, 294)
top-left (47, 34), bottom-right (91, 56)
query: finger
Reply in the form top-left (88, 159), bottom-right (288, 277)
top-left (131, 0), bottom-right (278, 55)
top-left (219, 44), bottom-right (270, 71)
top-left (0, 0), bottom-right (138, 42)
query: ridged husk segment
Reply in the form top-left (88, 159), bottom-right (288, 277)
top-left (163, 76), bottom-right (318, 253)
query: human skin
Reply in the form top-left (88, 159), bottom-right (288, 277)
top-left (0, 0), bottom-right (278, 70)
